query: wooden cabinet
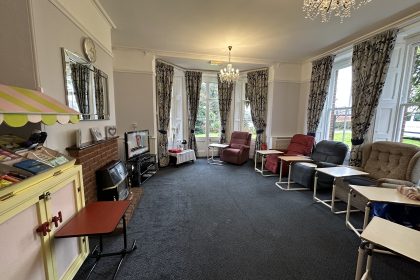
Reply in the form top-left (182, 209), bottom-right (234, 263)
top-left (0, 165), bottom-right (88, 280)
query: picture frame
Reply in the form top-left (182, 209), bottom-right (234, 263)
top-left (105, 125), bottom-right (117, 138)
top-left (90, 127), bottom-right (103, 141)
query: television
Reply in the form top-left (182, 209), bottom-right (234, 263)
top-left (124, 130), bottom-right (150, 160)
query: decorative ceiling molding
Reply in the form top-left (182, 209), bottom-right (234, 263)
top-left (112, 46), bottom-right (281, 65)
top-left (92, 0), bottom-right (117, 29)
top-left (48, 0), bottom-right (113, 56)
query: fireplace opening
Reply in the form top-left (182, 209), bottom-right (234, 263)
top-left (96, 160), bottom-right (130, 201)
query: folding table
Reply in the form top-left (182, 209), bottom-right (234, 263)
top-left (254, 150), bottom-right (283, 176)
top-left (275, 156), bottom-right (314, 190)
top-left (55, 200), bottom-right (137, 280)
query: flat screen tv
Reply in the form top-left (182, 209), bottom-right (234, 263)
top-left (125, 130), bottom-right (150, 160)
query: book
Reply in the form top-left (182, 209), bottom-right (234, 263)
top-left (13, 159), bottom-right (52, 174)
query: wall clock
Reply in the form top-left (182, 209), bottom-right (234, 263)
top-left (83, 37), bottom-right (96, 63)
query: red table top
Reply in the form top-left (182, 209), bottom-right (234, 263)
top-left (55, 200), bottom-right (131, 238)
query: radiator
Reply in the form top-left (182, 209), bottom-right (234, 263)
top-left (270, 136), bottom-right (292, 150)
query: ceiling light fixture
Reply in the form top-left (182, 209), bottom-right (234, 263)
top-left (303, 0), bottom-right (372, 23)
top-left (220, 46), bottom-right (239, 83)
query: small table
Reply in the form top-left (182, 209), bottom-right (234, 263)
top-left (207, 143), bottom-right (229, 165)
top-left (313, 166), bottom-right (369, 214)
top-left (355, 217), bottom-right (420, 280)
top-left (169, 149), bottom-right (196, 165)
top-left (55, 201), bottom-right (136, 280)
top-left (254, 150), bottom-right (284, 176)
top-left (346, 185), bottom-right (420, 236)
top-left (275, 156), bottom-right (314, 190)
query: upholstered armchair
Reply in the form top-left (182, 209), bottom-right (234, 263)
top-left (291, 140), bottom-right (349, 190)
top-left (265, 134), bottom-right (315, 176)
top-left (335, 141), bottom-right (420, 210)
top-left (220, 131), bottom-right (251, 165)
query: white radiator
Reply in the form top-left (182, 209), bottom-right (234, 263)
top-left (270, 136), bottom-right (292, 150)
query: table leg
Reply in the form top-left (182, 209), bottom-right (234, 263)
top-left (254, 152), bottom-right (258, 171)
top-left (355, 241), bottom-right (368, 280)
top-left (261, 155), bottom-right (265, 175)
top-left (313, 171), bottom-right (318, 201)
top-left (346, 190), bottom-right (362, 236)
top-left (287, 163), bottom-right (292, 189)
top-left (363, 203), bottom-right (371, 230)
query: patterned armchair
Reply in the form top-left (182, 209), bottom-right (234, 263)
top-left (265, 134), bottom-right (315, 176)
top-left (220, 131), bottom-right (251, 165)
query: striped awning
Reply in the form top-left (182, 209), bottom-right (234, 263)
top-left (0, 83), bottom-right (80, 127)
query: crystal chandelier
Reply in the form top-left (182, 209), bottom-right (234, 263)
top-left (220, 46), bottom-right (239, 83)
top-left (303, 0), bottom-right (372, 23)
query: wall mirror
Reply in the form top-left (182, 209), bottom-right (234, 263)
top-left (61, 48), bottom-right (110, 120)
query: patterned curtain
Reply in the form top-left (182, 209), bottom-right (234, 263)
top-left (306, 55), bottom-right (335, 136)
top-left (93, 67), bottom-right (105, 119)
top-left (246, 69), bottom-right (268, 154)
top-left (185, 71), bottom-right (202, 155)
top-left (217, 74), bottom-right (234, 143)
top-left (70, 63), bottom-right (90, 116)
top-left (156, 61), bottom-right (174, 167)
top-left (349, 29), bottom-right (398, 166)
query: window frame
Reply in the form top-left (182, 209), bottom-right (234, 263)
top-left (318, 55), bottom-right (352, 145)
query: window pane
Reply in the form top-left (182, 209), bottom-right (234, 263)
top-left (242, 103), bottom-right (256, 137)
top-left (334, 66), bottom-right (352, 108)
top-left (402, 106), bottom-right (420, 147)
top-left (195, 83), bottom-right (207, 138)
top-left (208, 99), bottom-right (220, 137)
top-left (331, 108), bottom-right (352, 147)
top-left (408, 46), bottom-right (420, 103)
top-left (209, 83), bottom-right (218, 99)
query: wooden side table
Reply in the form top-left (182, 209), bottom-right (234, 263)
top-left (313, 167), bottom-right (368, 214)
top-left (275, 156), bottom-right (314, 190)
top-left (346, 185), bottom-right (420, 236)
top-left (55, 200), bottom-right (137, 280)
top-left (254, 150), bottom-right (283, 176)
top-left (355, 217), bottom-right (420, 280)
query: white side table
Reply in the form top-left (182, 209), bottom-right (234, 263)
top-left (313, 166), bottom-right (368, 214)
top-left (275, 156), bottom-right (314, 191)
top-left (346, 185), bottom-right (420, 236)
top-left (207, 143), bottom-right (229, 165)
top-left (168, 149), bottom-right (196, 165)
top-left (254, 150), bottom-right (283, 176)
top-left (355, 217), bottom-right (420, 280)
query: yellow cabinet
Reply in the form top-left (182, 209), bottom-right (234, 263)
top-left (0, 165), bottom-right (88, 280)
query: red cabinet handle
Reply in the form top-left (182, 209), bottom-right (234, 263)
top-left (36, 222), bottom-right (51, 236)
top-left (52, 211), bottom-right (63, 228)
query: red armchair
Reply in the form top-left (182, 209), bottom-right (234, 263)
top-left (265, 134), bottom-right (315, 176)
top-left (220, 131), bottom-right (252, 165)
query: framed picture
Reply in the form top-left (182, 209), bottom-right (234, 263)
top-left (105, 125), bottom-right (117, 138)
top-left (90, 127), bottom-right (103, 141)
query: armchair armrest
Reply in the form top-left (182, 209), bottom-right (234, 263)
top-left (240, 145), bottom-right (250, 152)
top-left (317, 162), bottom-right (337, 168)
top-left (377, 178), bottom-right (416, 189)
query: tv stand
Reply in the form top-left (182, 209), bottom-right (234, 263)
top-left (127, 153), bottom-right (157, 186)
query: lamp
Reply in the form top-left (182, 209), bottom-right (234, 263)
top-left (220, 46), bottom-right (239, 83)
top-left (303, 0), bottom-right (372, 23)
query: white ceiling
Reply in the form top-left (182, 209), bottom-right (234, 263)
top-left (100, 0), bottom-right (420, 69)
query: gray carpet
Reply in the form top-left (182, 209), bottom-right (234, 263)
top-left (75, 159), bottom-right (419, 280)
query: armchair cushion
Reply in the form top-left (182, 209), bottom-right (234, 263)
top-left (290, 140), bottom-right (348, 190)
top-left (220, 131), bottom-right (251, 165)
top-left (264, 134), bottom-right (315, 175)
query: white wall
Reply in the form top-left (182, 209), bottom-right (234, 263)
top-left (29, 0), bottom-right (116, 152)
top-left (267, 63), bottom-right (306, 147)
top-left (112, 48), bottom-right (157, 156)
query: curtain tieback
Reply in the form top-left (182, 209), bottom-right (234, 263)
top-left (190, 129), bottom-right (195, 134)
top-left (351, 138), bottom-right (364, 145)
top-left (256, 129), bottom-right (264, 134)
top-left (158, 129), bottom-right (167, 135)
top-left (221, 129), bottom-right (226, 134)
top-left (307, 132), bottom-right (316, 137)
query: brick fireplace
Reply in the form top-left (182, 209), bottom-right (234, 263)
top-left (67, 137), bottom-right (142, 223)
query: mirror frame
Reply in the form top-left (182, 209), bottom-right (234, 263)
top-left (61, 48), bottom-right (110, 121)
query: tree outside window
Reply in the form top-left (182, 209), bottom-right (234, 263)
top-left (195, 82), bottom-right (221, 138)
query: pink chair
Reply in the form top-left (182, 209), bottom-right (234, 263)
top-left (265, 134), bottom-right (315, 176)
top-left (220, 131), bottom-right (251, 165)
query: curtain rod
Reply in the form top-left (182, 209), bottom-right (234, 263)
top-left (309, 10), bottom-right (420, 62)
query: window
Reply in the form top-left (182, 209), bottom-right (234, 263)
top-left (318, 60), bottom-right (353, 147)
top-left (399, 44), bottom-right (420, 147)
top-left (195, 81), bottom-right (221, 139)
top-left (242, 100), bottom-right (256, 137)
